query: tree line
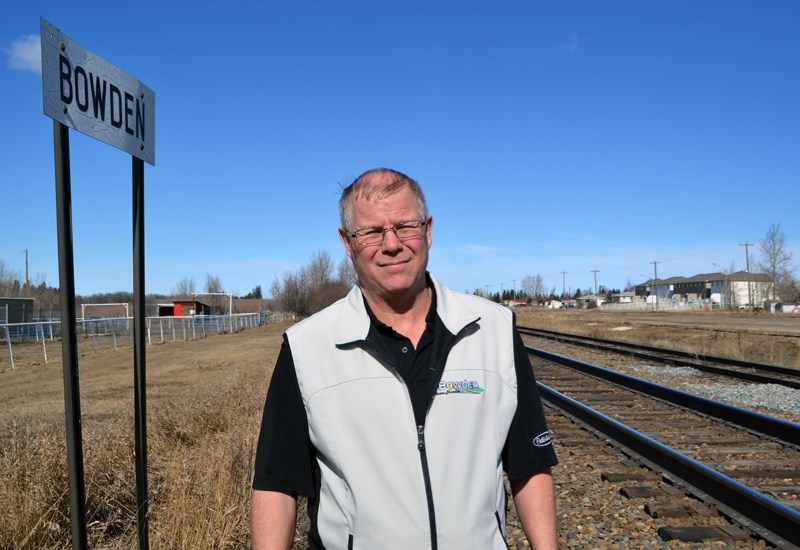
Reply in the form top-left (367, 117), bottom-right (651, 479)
top-left (270, 251), bottom-right (356, 317)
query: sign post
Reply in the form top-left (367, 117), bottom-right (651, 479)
top-left (41, 17), bottom-right (155, 550)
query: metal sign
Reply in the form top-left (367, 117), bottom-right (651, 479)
top-left (41, 17), bottom-right (156, 166)
top-left (42, 17), bottom-right (155, 549)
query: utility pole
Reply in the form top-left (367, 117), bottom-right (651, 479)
top-left (561, 271), bottom-right (567, 303)
top-left (500, 282), bottom-right (505, 303)
top-left (591, 269), bottom-right (599, 299)
top-left (511, 279), bottom-right (516, 301)
top-left (739, 242), bottom-right (753, 308)
top-left (23, 249), bottom-right (31, 297)
top-left (651, 260), bottom-right (661, 312)
top-left (712, 263), bottom-right (728, 310)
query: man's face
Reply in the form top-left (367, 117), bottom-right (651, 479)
top-left (340, 183), bottom-right (432, 302)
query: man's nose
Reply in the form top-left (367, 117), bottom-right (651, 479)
top-left (381, 228), bottom-right (404, 251)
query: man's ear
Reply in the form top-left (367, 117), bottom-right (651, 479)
top-left (339, 228), bottom-right (354, 260)
top-left (425, 216), bottom-right (433, 249)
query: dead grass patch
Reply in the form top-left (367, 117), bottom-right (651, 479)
top-left (0, 321), bottom-right (292, 549)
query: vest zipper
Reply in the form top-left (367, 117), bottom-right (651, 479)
top-left (364, 338), bottom-right (447, 549)
top-left (417, 424), bottom-right (438, 550)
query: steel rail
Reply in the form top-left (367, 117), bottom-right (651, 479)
top-left (520, 325), bottom-right (800, 377)
top-left (527, 346), bottom-right (800, 448)
top-left (520, 326), bottom-right (800, 389)
top-left (537, 382), bottom-right (800, 548)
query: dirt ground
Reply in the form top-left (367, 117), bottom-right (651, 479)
top-left (0, 321), bottom-right (290, 425)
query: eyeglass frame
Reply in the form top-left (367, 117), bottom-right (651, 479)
top-left (344, 219), bottom-right (428, 246)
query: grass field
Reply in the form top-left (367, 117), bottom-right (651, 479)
top-left (2, 308), bottom-right (797, 549)
top-left (1, 321), bottom-right (291, 549)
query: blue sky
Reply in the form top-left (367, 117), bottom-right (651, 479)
top-left (2, 1), bottom-right (798, 298)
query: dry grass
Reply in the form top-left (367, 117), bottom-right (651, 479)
top-left (0, 321), bottom-right (292, 549)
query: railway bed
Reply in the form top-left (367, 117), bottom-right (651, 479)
top-left (528, 345), bottom-right (800, 548)
top-left (520, 327), bottom-right (800, 425)
top-left (518, 325), bottom-right (800, 389)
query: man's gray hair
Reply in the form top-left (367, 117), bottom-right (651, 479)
top-left (339, 168), bottom-right (429, 230)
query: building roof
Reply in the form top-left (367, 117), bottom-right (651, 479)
top-left (637, 270), bottom-right (771, 286)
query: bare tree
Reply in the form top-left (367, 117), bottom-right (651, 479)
top-left (30, 273), bottom-right (60, 313)
top-left (276, 270), bottom-right (311, 316)
top-left (305, 251), bottom-right (334, 289)
top-left (203, 274), bottom-right (226, 313)
top-left (520, 274), bottom-right (546, 302)
top-left (171, 277), bottom-right (196, 299)
top-left (757, 223), bottom-right (794, 301)
top-left (624, 276), bottom-right (634, 292)
top-left (205, 274), bottom-right (224, 293)
top-left (272, 251), bottom-right (351, 317)
top-left (337, 258), bottom-right (358, 288)
top-left (778, 276), bottom-right (800, 303)
top-left (0, 259), bottom-right (22, 296)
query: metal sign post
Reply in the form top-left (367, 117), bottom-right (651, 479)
top-left (132, 155), bottom-right (149, 549)
top-left (53, 118), bottom-right (88, 550)
top-left (41, 17), bottom-right (155, 550)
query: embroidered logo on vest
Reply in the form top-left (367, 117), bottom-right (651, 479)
top-left (437, 379), bottom-right (485, 395)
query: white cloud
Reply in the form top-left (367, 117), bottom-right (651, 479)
top-left (6, 34), bottom-right (41, 74)
top-left (560, 32), bottom-right (579, 53)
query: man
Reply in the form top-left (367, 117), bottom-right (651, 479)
top-left (252, 168), bottom-right (558, 549)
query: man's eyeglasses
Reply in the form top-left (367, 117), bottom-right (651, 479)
top-left (346, 220), bottom-right (427, 246)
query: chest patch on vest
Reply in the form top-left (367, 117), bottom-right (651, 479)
top-left (437, 378), bottom-right (485, 395)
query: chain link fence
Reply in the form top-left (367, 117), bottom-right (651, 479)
top-left (1, 312), bottom-right (267, 370)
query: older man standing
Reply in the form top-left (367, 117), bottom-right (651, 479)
top-left (251, 168), bottom-right (558, 549)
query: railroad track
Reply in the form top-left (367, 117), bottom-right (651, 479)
top-left (519, 325), bottom-right (800, 390)
top-left (529, 346), bottom-right (800, 548)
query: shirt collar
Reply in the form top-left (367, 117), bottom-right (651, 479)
top-left (336, 272), bottom-right (478, 347)
top-left (362, 276), bottom-right (437, 338)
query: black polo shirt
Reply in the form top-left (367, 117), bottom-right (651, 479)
top-left (362, 287), bottom-right (441, 427)
top-left (253, 288), bottom-right (556, 498)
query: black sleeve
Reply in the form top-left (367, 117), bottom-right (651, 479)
top-left (502, 321), bottom-right (558, 480)
top-left (252, 336), bottom-right (317, 497)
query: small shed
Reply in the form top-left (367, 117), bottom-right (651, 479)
top-left (0, 297), bottom-right (35, 323)
top-left (172, 300), bottom-right (211, 316)
top-left (610, 292), bottom-right (635, 304)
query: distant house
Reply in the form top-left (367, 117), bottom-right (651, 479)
top-left (576, 294), bottom-right (603, 308)
top-left (634, 271), bottom-right (774, 308)
top-left (610, 292), bottom-right (635, 304)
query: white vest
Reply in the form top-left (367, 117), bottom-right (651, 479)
top-left (286, 275), bottom-right (518, 549)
